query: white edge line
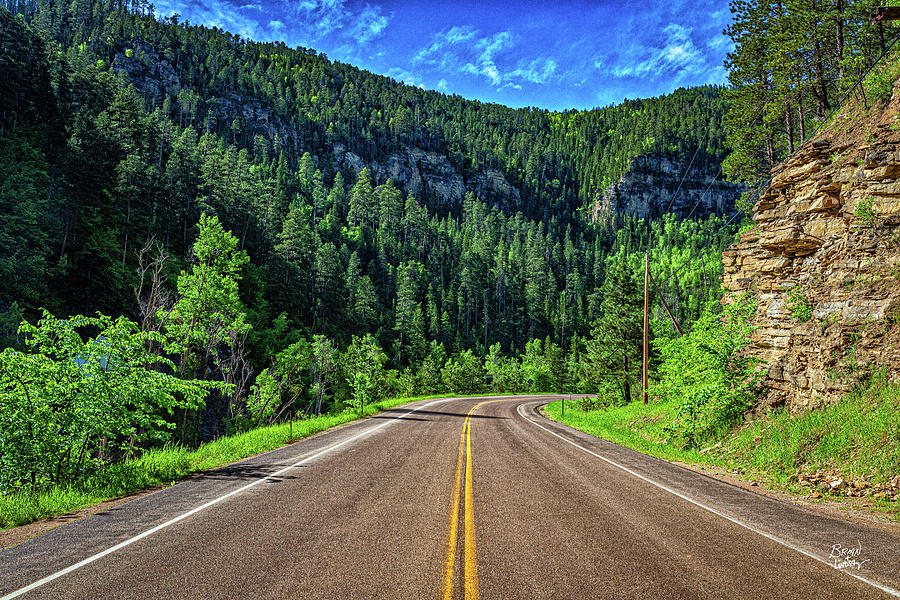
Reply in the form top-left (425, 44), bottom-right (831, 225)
top-left (2, 398), bottom-right (451, 600)
top-left (516, 402), bottom-right (900, 599)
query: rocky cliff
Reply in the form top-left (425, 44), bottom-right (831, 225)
top-left (113, 45), bottom-right (522, 211)
top-left (113, 46), bottom-right (735, 218)
top-left (722, 95), bottom-right (900, 411)
top-left (594, 155), bottom-right (742, 220)
top-left (333, 143), bottom-right (520, 211)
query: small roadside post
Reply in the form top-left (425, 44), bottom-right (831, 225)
top-left (643, 252), bottom-right (649, 405)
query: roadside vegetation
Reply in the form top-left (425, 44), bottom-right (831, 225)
top-left (543, 0), bottom-right (900, 518)
top-left (0, 394), bottom-right (431, 530)
top-left (3, 0), bottom-right (900, 532)
top-left (726, 371), bottom-right (900, 509)
top-left (547, 372), bottom-right (900, 517)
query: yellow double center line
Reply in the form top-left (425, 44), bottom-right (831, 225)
top-left (442, 400), bottom-right (503, 600)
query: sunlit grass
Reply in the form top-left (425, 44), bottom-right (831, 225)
top-left (544, 397), bottom-right (716, 466)
top-left (0, 395), bottom-right (437, 530)
top-left (724, 372), bottom-right (900, 490)
top-left (546, 375), bottom-right (899, 517)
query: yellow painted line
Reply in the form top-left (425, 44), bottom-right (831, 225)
top-left (442, 399), bottom-right (506, 600)
top-left (463, 419), bottom-right (478, 600)
top-left (442, 425), bottom-right (467, 600)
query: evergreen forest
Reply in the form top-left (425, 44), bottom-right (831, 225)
top-left (4, 0), bottom-right (892, 497)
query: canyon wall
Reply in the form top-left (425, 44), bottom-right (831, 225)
top-left (595, 155), bottom-right (742, 220)
top-left (722, 100), bottom-right (900, 410)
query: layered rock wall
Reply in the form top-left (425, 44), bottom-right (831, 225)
top-left (722, 105), bottom-right (900, 410)
top-left (596, 155), bottom-right (742, 220)
top-left (333, 144), bottom-right (521, 211)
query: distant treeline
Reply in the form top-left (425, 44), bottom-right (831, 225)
top-left (0, 0), bottom-right (745, 492)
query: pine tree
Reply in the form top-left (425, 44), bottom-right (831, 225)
top-left (585, 254), bottom-right (644, 405)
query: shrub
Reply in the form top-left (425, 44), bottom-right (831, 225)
top-left (653, 294), bottom-right (764, 447)
top-left (855, 196), bottom-right (877, 228)
top-left (0, 312), bottom-right (215, 493)
top-left (786, 284), bottom-right (813, 323)
top-left (441, 350), bottom-right (486, 395)
top-left (484, 343), bottom-right (527, 393)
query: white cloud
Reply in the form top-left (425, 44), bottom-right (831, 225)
top-left (351, 4), bottom-right (389, 43)
top-left (156, 0), bottom-right (392, 60)
top-left (610, 23), bottom-right (706, 81)
top-left (386, 67), bottom-right (425, 88)
top-left (414, 26), bottom-right (559, 90)
top-left (706, 34), bottom-right (733, 53)
top-left (413, 25), bottom-right (477, 66)
top-left (293, 0), bottom-right (349, 37)
top-left (436, 78), bottom-right (449, 92)
top-left (154, 0), bottom-right (262, 39)
top-left (508, 58), bottom-right (557, 84)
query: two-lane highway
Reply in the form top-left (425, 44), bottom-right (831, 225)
top-left (1, 396), bottom-right (898, 599)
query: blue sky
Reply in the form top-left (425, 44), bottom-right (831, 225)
top-left (152, 0), bottom-right (734, 111)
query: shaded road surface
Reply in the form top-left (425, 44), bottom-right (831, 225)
top-left (2, 396), bottom-right (898, 599)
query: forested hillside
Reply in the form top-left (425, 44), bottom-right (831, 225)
top-left (0, 0), bottom-right (738, 482)
top-left (723, 0), bottom-right (896, 190)
top-left (0, 0), bottom-right (737, 343)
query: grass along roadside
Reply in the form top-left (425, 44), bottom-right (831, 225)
top-left (724, 372), bottom-right (900, 514)
top-left (543, 397), bottom-right (719, 467)
top-left (0, 394), bottom-right (448, 530)
top-left (545, 375), bottom-right (900, 518)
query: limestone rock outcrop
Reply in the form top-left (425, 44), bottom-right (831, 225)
top-left (112, 46), bottom-right (302, 153)
top-left (722, 99), bottom-right (900, 411)
top-left (595, 155), bottom-right (742, 220)
top-left (333, 144), bottom-right (514, 210)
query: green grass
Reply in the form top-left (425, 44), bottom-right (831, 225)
top-left (724, 372), bottom-right (900, 495)
top-left (544, 397), bottom-right (718, 466)
top-left (0, 394), bottom-right (440, 530)
top-left (545, 376), bottom-right (900, 517)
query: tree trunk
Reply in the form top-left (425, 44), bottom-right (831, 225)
top-left (785, 103), bottom-right (795, 154)
top-left (813, 40), bottom-right (830, 117)
top-left (835, 0), bottom-right (845, 83)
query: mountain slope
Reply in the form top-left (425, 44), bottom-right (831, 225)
top-left (16, 0), bottom-right (734, 219)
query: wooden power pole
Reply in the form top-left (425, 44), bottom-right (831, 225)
top-left (642, 252), bottom-right (649, 405)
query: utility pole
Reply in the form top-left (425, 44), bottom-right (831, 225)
top-left (642, 252), bottom-right (649, 405)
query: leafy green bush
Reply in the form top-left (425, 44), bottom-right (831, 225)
top-left (441, 350), bottom-right (486, 395)
top-left (484, 343), bottom-right (527, 393)
top-left (653, 294), bottom-right (764, 447)
top-left (398, 342), bottom-right (446, 396)
top-left (786, 284), bottom-right (813, 323)
top-left (0, 312), bottom-right (216, 493)
top-left (343, 333), bottom-right (388, 404)
top-left (864, 52), bottom-right (900, 104)
top-left (855, 196), bottom-right (877, 228)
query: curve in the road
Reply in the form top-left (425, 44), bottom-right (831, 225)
top-left (1, 395), bottom-right (898, 600)
top-left (515, 402), bottom-right (900, 599)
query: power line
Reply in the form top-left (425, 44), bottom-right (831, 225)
top-left (662, 144), bottom-right (702, 216)
top-left (685, 167), bottom-right (724, 221)
top-left (638, 29), bottom-right (900, 337)
top-left (745, 30), bottom-right (900, 205)
top-left (655, 29), bottom-right (900, 312)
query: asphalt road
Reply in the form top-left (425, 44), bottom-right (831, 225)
top-left (1, 396), bottom-right (898, 599)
